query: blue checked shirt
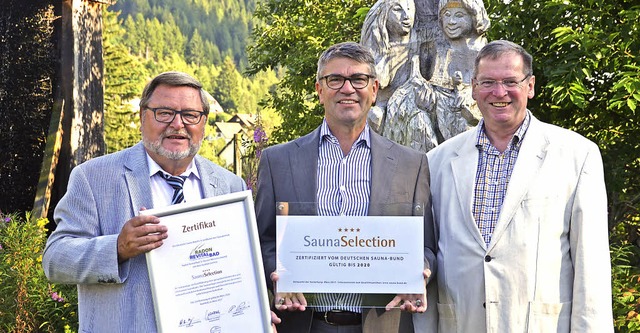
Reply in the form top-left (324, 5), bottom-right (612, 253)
top-left (316, 120), bottom-right (371, 313)
top-left (473, 112), bottom-right (531, 247)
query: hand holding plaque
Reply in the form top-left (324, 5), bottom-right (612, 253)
top-left (384, 268), bottom-right (431, 313)
top-left (270, 272), bottom-right (307, 312)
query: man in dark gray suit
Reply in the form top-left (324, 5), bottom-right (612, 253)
top-left (42, 71), bottom-right (247, 332)
top-left (256, 42), bottom-right (437, 333)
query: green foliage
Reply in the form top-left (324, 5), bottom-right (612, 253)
top-left (611, 243), bottom-right (640, 332)
top-left (247, 0), bottom-right (375, 143)
top-left (102, 3), bottom-right (281, 167)
top-left (0, 213), bottom-right (78, 333)
top-left (484, 1), bottom-right (640, 237)
top-left (187, 29), bottom-right (205, 66)
top-left (214, 56), bottom-right (242, 113)
top-left (111, 0), bottom-right (255, 69)
top-left (103, 8), bottom-right (146, 153)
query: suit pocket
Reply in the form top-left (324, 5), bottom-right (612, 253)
top-left (526, 301), bottom-right (571, 333)
top-left (437, 303), bottom-right (457, 333)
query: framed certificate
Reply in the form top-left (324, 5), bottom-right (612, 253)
top-left (142, 190), bottom-right (272, 333)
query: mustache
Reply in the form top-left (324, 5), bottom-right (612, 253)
top-left (161, 130), bottom-right (191, 140)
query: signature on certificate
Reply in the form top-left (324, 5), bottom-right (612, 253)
top-left (228, 301), bottom-right (249, 316)
top-left (178, 317), bottom-right (201, 327)
top-left (205, 309), bottom-right (221, 322)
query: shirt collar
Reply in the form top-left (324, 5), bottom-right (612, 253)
top-left (319, 118), bottom-right (371, 148)
top-left (476, 110), bottom-right (531, 150)
top-left (146, 153), bottom-right (200, 180)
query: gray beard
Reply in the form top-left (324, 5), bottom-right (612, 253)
top-left (143, 137), bottom-right (201, 160)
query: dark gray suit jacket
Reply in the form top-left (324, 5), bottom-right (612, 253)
top-left (255, 126), bottom-right (437, 333)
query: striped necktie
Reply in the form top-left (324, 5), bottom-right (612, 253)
top-left (161, 173), bottom-right (187, 205)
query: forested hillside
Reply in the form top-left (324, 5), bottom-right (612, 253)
top-left (103, 1), bottom-right (281, 162)
top-left (111, 0), bottom-right (255, 69)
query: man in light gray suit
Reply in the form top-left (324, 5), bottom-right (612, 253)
top-left (427, 40), bottom-right (613, 332)
top-left (42, 71), bottom-right (247, 332)
top-left (256, 42), bottom-right (437, 333)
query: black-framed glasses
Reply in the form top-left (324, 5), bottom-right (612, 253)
top-left (474, 74), bottom-right (531, 92)
top-left (144, 107), bottom-right (206, 125)
top-left (319, 74), bottom-right (376, 90)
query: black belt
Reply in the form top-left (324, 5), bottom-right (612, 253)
top-left (313, 310), bottom-right (362, 326)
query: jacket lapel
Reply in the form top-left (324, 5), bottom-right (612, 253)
top-left (450, 128), bottom-right (487, 249)
top-left (196, 155), bottom-right (228, 198)
top-left (290, 128), bottom-right (320, 203)
top-left (369, 131), bottom-right (396, 215)
top-left (124, 143), bottom-right (153, 212)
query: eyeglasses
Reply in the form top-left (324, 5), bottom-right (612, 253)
top-left (319, 74), bottom-right (376, 90)
top-left (474, 74), bottom-right (531, 92)
top-left (144, 107), bottom-right (206, 125)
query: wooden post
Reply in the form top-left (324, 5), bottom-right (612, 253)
top-left (234, 133), bottom-right (242, 177)
top-left (32, 98), bottom-right (64, 219)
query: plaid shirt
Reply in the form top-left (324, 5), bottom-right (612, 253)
top-left (473, 112), bottom-right (531, 246)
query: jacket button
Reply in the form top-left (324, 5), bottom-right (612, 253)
top-left (483, 302), bottom-right (486, 308)
top-left (484, 255), bottom-right (492, 262)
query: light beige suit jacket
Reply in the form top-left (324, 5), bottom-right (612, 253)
top-left (427, 114), bottom-right (613, 333)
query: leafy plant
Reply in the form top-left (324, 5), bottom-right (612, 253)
top-left (243, 112), bottom-right (269, 195)
top-left (0, 212), bottom-right (78, 333)
top-left (611, 243), bottom-right (640, 332)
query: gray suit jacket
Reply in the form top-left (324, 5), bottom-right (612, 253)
top-left (255, 126), bottom-right (437, 333)
top-left (42, 142), bottom-right (246, 333)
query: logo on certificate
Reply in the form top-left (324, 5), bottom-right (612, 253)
top-left (189, 243), bottom-right (221, 260)
top-left (303, 226), bottom-right (397, 248)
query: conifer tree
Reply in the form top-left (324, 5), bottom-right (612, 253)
top-left (103, 8), bottom-right (147, 153)
top-left (187, 29), bottom-right (205, 65)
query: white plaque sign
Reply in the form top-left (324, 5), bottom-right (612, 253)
top-left (276, 215), bottom-right (424, 294)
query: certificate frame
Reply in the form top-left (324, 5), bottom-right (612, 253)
top-left (142, 190), bottom-right (272, 333)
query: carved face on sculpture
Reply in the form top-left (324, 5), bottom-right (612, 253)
top-left (441, 6), bottom-right (473, 40)
top-left (385, 0), bottom-right (415, 40)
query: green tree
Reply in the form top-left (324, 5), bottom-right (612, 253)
top-left (103, 8), bottom-right (147, 153)
top-left (104, 1), bottom-right (281, 173)
top-left (187, 29), bottom-right (205, 65)
top-left (111, 0), bottom-right (256, 70)
top-left (205, 41), bottom-right (222, 65)
top-left (163, 15), bottom-right (187, 57)
top-left (247, 0), bottom-right (374, 142)
top-left (214, 56), bottom-right (241, 113)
